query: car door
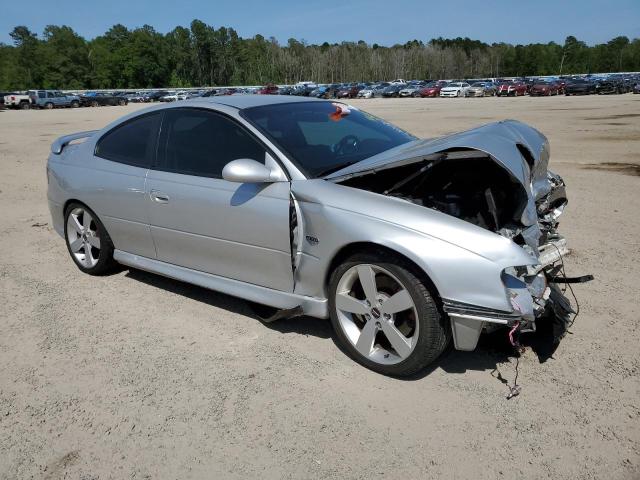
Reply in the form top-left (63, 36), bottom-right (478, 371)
top-left (90, 111), bottom-right (162, 259)
top-left (146, 107), bottom-right (294, 292)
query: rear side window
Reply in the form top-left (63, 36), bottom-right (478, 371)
top-left (95, 112), bottom-right (162, 168)
top-left (157, 108), bottom-right (265, 178)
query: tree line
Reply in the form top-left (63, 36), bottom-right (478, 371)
top-left (1, 20), bottom-right (639, 90)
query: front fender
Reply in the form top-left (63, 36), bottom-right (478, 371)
top-left (291, 180), bottom-right (535, 313)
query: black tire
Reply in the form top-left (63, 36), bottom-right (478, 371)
top-left (91, 100), bottom-right (99, 107)
top-left (45, 102), bottom-right (54, 109)
top-left (64, 202), bottom-right (117, 275)
top-left (328, 251), bottom-right (450, 376)
top-left (118, 99), bottom-right (126, 106)
top-left (71, 100), bottom-right (79, 108)
top-left (20, 101), bottom-right (30, 110)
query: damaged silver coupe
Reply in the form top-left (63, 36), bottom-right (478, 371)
top-left (47, 96), bottom-right (577, 376)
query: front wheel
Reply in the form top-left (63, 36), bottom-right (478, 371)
top-left (44, 102), bottom-right (54, 109)
top-left (71, 100), bottom-right (79, 108)
top-left (329, 252), bottom-right (449, 376)
top-left (64, 203), bottom-right (116, 275)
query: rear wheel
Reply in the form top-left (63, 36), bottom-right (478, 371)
top-left (329, 252), bottom-right (449, 376)
top-left (44, 102), bottom-right (54, 109)
top-left (20, 101), bottom-right (30, 110)
top-left (90, 100), bottom-right (99, 107)
top-left (71, 100), bottom-right (79, 108)
top-left (118, 99), bottom-right (126, 106)
top-left (64, 203), bottom-right (116, 275)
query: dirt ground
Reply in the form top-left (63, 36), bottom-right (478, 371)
top-left (0, 94), bottom-right (638, 480)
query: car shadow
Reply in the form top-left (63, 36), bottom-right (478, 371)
top-left (124, 268), bottom-right (333, 339)
top-left (122, 267), bottom-right (565, 379)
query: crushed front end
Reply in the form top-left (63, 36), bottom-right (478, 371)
top-left (327, 120), bottom-right (587, 351)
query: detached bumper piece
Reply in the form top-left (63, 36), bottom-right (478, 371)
top-left (443, 300), bottom-right (521, 350)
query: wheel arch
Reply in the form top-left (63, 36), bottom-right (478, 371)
top-left (324, 241), bottom-right (443, 305)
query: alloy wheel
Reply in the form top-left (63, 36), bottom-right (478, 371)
top-left (334, 264), bottom-right (419, 365)
top-left (66, 207), bottom-right (101, 268)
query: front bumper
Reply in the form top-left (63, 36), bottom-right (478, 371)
top-left (445, 234), bottom-right (571, 351)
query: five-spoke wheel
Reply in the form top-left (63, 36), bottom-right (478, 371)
top-left (64, 203), bottom-right (115, 275)
top-left (329, 252), bottom-right (449, 376)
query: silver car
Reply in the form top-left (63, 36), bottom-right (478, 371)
top-left (47, 96), bottom-right (573, 376)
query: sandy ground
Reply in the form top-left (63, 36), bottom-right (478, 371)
top-left (0, 95), bottom-right (638, 480)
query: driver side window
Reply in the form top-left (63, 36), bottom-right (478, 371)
top-left (157, 108), bottom-right (266, 178)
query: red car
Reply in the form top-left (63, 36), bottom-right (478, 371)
top-left (258, 83), bottom-right (279, 95)
top-left (529, 81), bottom-right (563, 96)
top-left (418, 81), bottom-right (447, 97)
top-left (496, 82), bottom-right (527, 97)
top-left (337, 85), bottom-right (361, 99)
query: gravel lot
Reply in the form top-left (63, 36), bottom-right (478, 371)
top-left (0, 95), bottom-right (638, 479)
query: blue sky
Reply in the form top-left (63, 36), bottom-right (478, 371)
top-left (2, 0), bottom-right (639, 46)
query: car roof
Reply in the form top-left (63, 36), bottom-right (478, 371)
top-left (187, 94), bottom-right (325, 110)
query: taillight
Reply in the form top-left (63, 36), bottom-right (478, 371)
top-left (11, 96), bottom-right (15, 100)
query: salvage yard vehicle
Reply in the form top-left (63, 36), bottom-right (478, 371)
top-left (357, 84), bottom-right (387, 98)
top-left (381, 84), bottom-right (406, 97)
top-left (439, 82), bottom-right (470, 97)
top-left (418, 81), bottom-right (447, 97)
top-left (80, 92), bottom-right (128, 107)
top-left (28, 90), bottom-right (80, 109)
top-left (529, 80), bottom-right (563, 96)
top-left (464, 82), bottom-right (496, 97)
top-left (3, 92), bottom-right (32, 109)
top-left (564, 79), bottom-right (596, 95)
top-left (47, 95), bottom-right (576, 376)
top-left (496, 81), bottom-right (527, 97)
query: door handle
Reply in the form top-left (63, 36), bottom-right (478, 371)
top-left (150, 190), bottom-right (170, 203)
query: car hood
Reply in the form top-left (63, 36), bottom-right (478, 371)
top-left (325, 119), bottom-right (553, 228)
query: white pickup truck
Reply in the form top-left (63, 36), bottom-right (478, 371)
top-left (3, 92), bottom-right (32, 109)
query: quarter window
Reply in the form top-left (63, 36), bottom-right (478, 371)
top-left (95, 112), bottom-right (162, 168)
top-left (157, 108), bottom-right (266, 178)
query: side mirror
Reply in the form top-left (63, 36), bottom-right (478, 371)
top-left (222, 158), bottom-right (277, 183)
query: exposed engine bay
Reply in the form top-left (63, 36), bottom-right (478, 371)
top-left (332, 145), bottom-right (585, 344)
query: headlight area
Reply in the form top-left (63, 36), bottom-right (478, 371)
top-left (502, 266), bottom-right (549, 331)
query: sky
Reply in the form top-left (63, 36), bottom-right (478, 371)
top-left (2, 0), bottom-right (639, 46)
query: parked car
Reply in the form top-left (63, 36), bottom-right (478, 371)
top-left (595, 78), bottom-right (626, 95)
top-left (398, 84), bottom-right (425, 98)
top-left (357, 84), bottom-right (388, 98)
top-left (439, 82), bottom-right (471, 97)
top-left (122, 92), bottom-right (145, 103)
top-left (311, 84), bottom-right (341, 99)
top-left (159, 91), bottom-right (189, 102)
top-left (337, 85), bottom-right (361, 99)
top-left (381, 84), bottom-right (406, 97)
top-left (496, 82), bottom-right (527, 97)
top-left (47, 96), bottom-right (575, 376)
top-left (144, 90), bottom-right (169, 102)
top-left (29, 90), bottom-right (81, 109)
top-left (258, 84), bottom-right (279, 95)
top-left (3, 92), bottom-right (32, 109)
top-left (417, 81), bottom-right (447, 97)
top-left (564, 79), bottom-right (596, 95)
top-left (464, 82), bottom-right (496, 97)
top-left (529, 80), bottom-right (563, 96)
top-left (79, 92), bottom-right (128, 107)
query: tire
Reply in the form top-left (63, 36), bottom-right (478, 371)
top-left (20, 102), bottom-right (30, 110)
top-left (328, 251), bottom-right (450, 376)
top-left (64, 203), bottom-right (116, 275)
top-left (91, 100), bottom-right (99, 107)
top-left (71, 100), bottom-right (79, 108)
top-left (45, 102), bottom-right (54, 109)
top-left (118, 99), bottom-right (126, 106)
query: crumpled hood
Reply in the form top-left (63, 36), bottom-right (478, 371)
top-left (326, 119), bottom-right (553, 229)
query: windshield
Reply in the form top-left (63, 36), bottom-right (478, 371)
top-left (242, 101), bottom-right (415, 178)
